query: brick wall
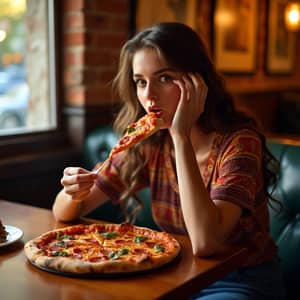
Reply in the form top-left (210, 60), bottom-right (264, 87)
top-left (62, 0), bottom-right (129, 107)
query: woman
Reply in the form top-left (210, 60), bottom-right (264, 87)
top-left (53, 22), bottom-right (285, 299)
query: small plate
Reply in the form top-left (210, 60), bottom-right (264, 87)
top-left (0, 225), bottom-right (23, 247)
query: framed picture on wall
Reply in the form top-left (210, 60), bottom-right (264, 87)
top-left (213, 0), bottom-right (258, 74)
top-left (133, 0), bottom-right (198, 33)
top-left (266, 0), bottom-right (296, 74)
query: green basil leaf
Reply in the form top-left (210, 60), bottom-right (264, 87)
top-left (60, 234), bottom-right (75, 240)
top-left (108, 251), bottom-right (119, 260)
top-left (52, 250), bottom-right (68, 257)
top-left (133, 236), bottom-right (147, 243)
top-left (126, 127), bottom-right (136, 134)
top-left (55, 241), bottom-right (67, 248)
top-left (154, 244), bottom-right (165, 253)
top-left (118, 248), bottom-right (129, 256)
top-left (100, 232), bottom-right (119, 239)
top-left (56, 232), bottom-right (62, 240)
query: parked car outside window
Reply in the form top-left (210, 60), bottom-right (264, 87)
top-left (0, 82), bottom-right (29, 129)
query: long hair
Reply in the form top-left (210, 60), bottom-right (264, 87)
top-left (112, 22), bottom-right (279, 220)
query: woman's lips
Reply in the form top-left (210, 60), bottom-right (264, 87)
top-left (148, 106), bottom-right (160, 112)
top-left (148, 107), bottom-right (163, 118)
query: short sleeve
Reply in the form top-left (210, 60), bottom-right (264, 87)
top-left (210, 131), bottom-right (262, 212)
top-left (94, 151), bottom-right (149, 203)
top-left (94, 153), bottom-right (126, 203)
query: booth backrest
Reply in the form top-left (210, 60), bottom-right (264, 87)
top-left (267, 139), bottom-right (300, 299)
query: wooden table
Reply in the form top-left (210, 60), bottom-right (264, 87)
top-left (0, 200), bottom-right (248, 300)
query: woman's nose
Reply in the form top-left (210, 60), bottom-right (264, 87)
top-left (144, 82), bottom-right (157, 102)
top-left (146, 99), bottom-right (156, 108)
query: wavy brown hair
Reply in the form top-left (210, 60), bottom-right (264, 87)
top-left (112, 22), bottom-right (279, 221)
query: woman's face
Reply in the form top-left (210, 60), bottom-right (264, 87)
top-left (132, 47), bottom-right (183, 129)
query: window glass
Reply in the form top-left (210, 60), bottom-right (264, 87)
top-left (0, 0), bottom-right (56, 135)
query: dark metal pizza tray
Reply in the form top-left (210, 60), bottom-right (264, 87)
top-left (27, 251), bottom-right (181, 278)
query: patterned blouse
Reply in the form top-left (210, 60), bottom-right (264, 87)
top-left (95, 128), bottom-right (277, 267)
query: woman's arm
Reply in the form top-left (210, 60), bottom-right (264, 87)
top-left (52, 167), bottom-right (109, 222)
top-left (171, 73), bottom-right (242, 256)
top-left (173, 135), bottom-right (242, 257)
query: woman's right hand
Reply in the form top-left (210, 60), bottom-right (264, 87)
top-left (60, 167), bottom-right (98, 202)
top-left (171, 73), bottom-right (207, 138)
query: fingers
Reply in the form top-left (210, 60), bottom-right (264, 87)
top-left (193, 73), bottom-right (208, 101)
top-left (186, 73), bottom-right (207, 100)
top-left (65, 187), bottom-right (93, 200)
top-left (182, 75), bottom-right (193, 101)
top-left (63, 180), bottom-right (94, 194)
top-left (61, 167), bottom-right (98, 200)
top-left (62, 167), bottom-right (97, 185)
top-left (64, 166), bottom-right (92, 177)
top-left (173, 79), bottom-right (188, 102)
top-left (174, 73), bottom-right (207, 103)
top-left (173, 74), bottom-right (194, 101)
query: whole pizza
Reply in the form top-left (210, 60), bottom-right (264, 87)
top-left (24, 223), bottom-right (180, 275)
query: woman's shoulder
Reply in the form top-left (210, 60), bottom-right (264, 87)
top-left (220, 128), bottom-right (261, 144)
top-left (225, 127), bottom-right (260, 139)
top-left (216, 128), bottom-right (262, 156)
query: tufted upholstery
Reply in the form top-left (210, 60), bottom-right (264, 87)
top-left (267, 139), bottom-right (300, 299)
top-left (84, 127), bottom-right (119, 169)
top-left (84, 127), bottom-right (300, 297)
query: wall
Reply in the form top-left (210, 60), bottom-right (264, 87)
top-left (61, 0), bottom-right (300, 145)
top-left (62, 0), bottom-right (129, 148)
top-left (224, 1), bottom-right (300, 93)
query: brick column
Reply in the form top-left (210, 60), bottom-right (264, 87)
top-left (62, 0), bottom-right (130, 148)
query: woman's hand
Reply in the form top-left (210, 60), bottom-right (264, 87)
top-left (171, 73), bottom-right (207, 137)
top-left (53, 166), bottom-right (108, 222)
top-left (60, 167), bottom-right (98, 202)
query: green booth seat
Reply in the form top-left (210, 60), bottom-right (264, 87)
top-left (267, 139), bottom-right (300, 300)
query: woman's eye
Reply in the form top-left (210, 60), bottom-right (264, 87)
top-left (135, 79), bottom-right (146, 87)
top-left (160, 75), bottom-right (172, 83)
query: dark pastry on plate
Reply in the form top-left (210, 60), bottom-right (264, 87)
top-left (0, 220), bottom-right (8, 243)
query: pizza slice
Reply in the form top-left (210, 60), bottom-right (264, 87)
top-left (109, 112), bottom-right (163, 159)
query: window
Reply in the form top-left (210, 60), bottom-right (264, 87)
top-left (0, 0), bottom-right (57, 136)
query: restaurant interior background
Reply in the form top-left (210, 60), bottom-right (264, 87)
top-left (0, 0), bottom-right (300, 209)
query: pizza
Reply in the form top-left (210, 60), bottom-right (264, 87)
top-left (24, 223), bottom-right (180, 275)
top-left (109, 112), bottom-right (163, 159)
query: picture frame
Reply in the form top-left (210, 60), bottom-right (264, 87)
top-left (266, 0), bottom-right (296, 74)
top-left (133, 0), bottom-right (198, 33)
top-left (213, 0), bottom-right (258, 74)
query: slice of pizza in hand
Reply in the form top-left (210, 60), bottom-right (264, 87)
top-left (109, 112), bottom-right (163, 159)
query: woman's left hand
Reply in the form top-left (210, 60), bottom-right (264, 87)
top-left (170, 72), bottom-right (207, 137)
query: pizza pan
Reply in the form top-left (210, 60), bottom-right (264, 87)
top-left (27, 251), bottom-right (181, 278)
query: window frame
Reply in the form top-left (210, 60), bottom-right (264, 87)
top-left (0, 0), bottom-right (74, 170)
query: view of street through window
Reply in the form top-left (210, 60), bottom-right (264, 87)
top-left (0, 0), bottom-right (56, 135)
